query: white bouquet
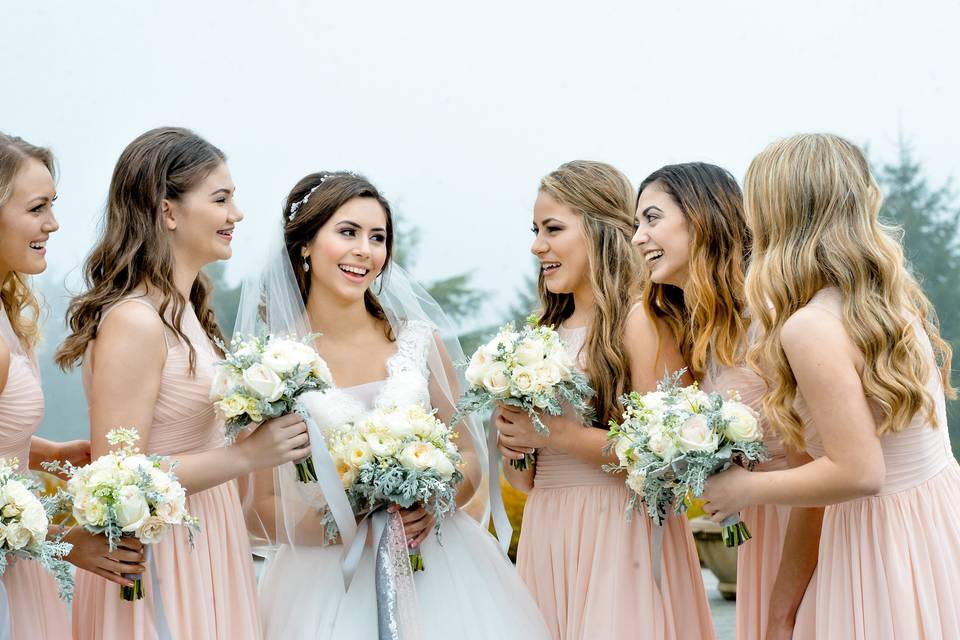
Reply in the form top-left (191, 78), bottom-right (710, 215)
top-left (0, 457), bottom-right (73, 601)
top-left (211, 333), bottom-right (333, 482)
top-left (45, 428), bottom-right (199, 600)
top-left (454, 316), bottom-right (595, 470)
top-left (323, 403), bottom-right (463, 571)
top-left (606, 371), bottom-right (768, 546)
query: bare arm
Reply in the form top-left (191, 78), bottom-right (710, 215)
top-left (88, 301), bottom-right (311, 495)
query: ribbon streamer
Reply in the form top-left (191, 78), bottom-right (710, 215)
top-left (486, 414), bottom-right (513, 554)
top-left (0, 573), bottom-right (11, 640)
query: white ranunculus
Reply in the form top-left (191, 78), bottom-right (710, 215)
top-left (676, 415), bottom-right (719, 453)
top-left (514, 339), bottom-right (546, 367)
top-left (720, 402), bottom-right (762, 442)
top-left (115, 485), bottom-right (151, 532)
top-left (398, 442), bottom-right (438, 472)
top-left (625, 468), bottom-right (647, 495)
top-left (346, 439), bottom-right (373, 467)
top-left (136, 516), bottom-right (169, 544)
top-left (20, 502), bottom-right (49, 538)
top-left (209, 366), bottom-right (239, 401)
top-left (311, 357), bottom-right (334, 386)
top-left (364, 432), bottom-right (401, 458)
top-left (242, 363), bottom-right (285, 402)
top-left (430, 449), bottom-right (456, 480)
top-left (335, 460), bottom-right (357, 488)
top-left (481, 362), bottom-right (511, 396)
top-left (4, 522), bottom-right (31, 550)
top-left (511, 365), bottom-right (537, 395)
top-left (647, 426), bottom-right (679, 462)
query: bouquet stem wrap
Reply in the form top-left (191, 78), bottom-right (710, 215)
top-left (119, 547), bottom-right (172, 639)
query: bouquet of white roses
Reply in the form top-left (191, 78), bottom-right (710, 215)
top-left (606, 371), bottom-right (768, 547)
top-left (322, 403), bottom-right (463, 571)
top-left (0, 457), bottom-right (73, 601)
top-left (454, 316), bottom-right (595, 470)
top-left (44, 428), bottom-right (199, 600)
top-left (211, 333), bottom-right (334, 482)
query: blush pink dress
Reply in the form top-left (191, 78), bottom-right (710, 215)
top-left (0, 308), bottom-right (71, 639)
top-left (71, 296), bottom-right (262, 640)
top-left (516, 325), bottom-right (715, 640)
top-left (703, 357), bottom-right (815, 640)
top-left (798, 288), bottom-right (960, 639)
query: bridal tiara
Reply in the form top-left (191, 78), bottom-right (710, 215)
top-left (287, 171), bottom-right (360, 221)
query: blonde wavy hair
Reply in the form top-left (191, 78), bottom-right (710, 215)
top-left (0, 133), bottom-right (55, 349)
top-left (744, 133), bottom-right (955, 449)
top-left (638, 163), bottom-right (750, 380)
top-left (538, 160), bottom-right (640, 428)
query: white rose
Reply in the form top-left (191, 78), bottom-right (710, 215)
top-left (533, 361), bottom-right (562, 388)
top-left (242, 363), bottom-right (285, 402)
top-left (647, 426), bottom-right (679, 462)
top-left (233, 340), bottom-right (259, 360)
top-left (381, 410), bottom-right (417, 438)
top-left (625, 468), bottom-right (647, 495)
top-left (641, 391), bottom-right (668, 413)
top-left (310, 356), bottom-right (334, 386)
top-left (2, 480), bottom-right (35, 510)
top-left (481, 362), bottom-right (510, 396)
top-left (614, 437), bottom-right (634, 466)
top-left (121, 454), bottom-right (153, 475)
top-left (136, 516), bottom-right (169, 545)
top-left (720, 402), bottom-right (762, 442)
top-left (20, 502), bottom-right (49, 538)
top-left (514, 339), bottom-right (546, 366)
top-left (146, 467), bottom-right (173, 492)
top-left (511, 366), bottom-right (537, 395)
top-left (74, 492), bottom-right (108, 527)
top-left (209, 366), bottom-right (239, 401)
top-left (154, 487), bottom-right (187, 524)
top-left (485, 332), bottom-right (516, 356)
top-left (430, 449), bottom-right (456, 481)
top-left (465, 349), bottom-right (492, 387)
top-left (115, 485), bottom-right (151, 532)
top-left (398, 442), bottom-right (438, 472)
top-left (4, 522), bottom-right (32, 550)
top-left (0, 521), bottom-right (6, 544)
top-left (676, 415), bottom-right (719, 453)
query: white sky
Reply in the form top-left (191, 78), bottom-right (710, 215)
top-left (3, 0), bottom-right (959, 327)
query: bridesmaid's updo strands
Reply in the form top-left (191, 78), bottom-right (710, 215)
top-left (282, 171), bottom-right (395, 338)
top-left (56, 127), bottom-right (227, 373)
top-left (744, 133), bottom-right (955, 448)
top-left (0, 133), bottom-right (55, 348)
top-left (639, 163), bottom-right (750, 379)
top-left (538, 160), bottom-right (640, 429)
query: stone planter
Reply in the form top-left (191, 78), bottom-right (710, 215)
top-left (690, 516), bottom-right (737, 601)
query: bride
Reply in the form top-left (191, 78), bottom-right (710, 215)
top-left (238, 171), bottom-right (549, 639)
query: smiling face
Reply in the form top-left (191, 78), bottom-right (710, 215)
top-left (530, 190), bottom-right (591, 297)
top-left (163, 161), bottom-right (243, 269)
top-left (302, 196), bottom-right (389, 304)
top-left (632, 181), bottom-right (691, 288)
top-left (0, 158), bottom-right (59, 278)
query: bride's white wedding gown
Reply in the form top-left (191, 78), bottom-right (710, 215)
top-left (257, 321), bottom-right (549, 639)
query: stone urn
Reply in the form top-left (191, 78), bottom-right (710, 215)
top-left (690, 516), bottom-right (737, 600)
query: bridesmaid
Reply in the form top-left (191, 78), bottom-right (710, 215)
top-left (0, 132), bottom-right (145, 638)
top-left (633, 162), bottom-right (818, 639)
top-left (54, 127), bottom-right (311, 639)
top-left (704, 133), bottom-right (960, 639)
top-left (496, 160), bottom-right (714, 639)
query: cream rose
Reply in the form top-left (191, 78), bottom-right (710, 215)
top-left (19, 502), bottom-right (49, 538)
top-left (511, 365), bottom-right (537, 395)
top-left (676, 415), bottom-right (719, 453)
top-left (514, 339), bottom-right (546, 367)
top-left (4, 522), bottom-right (32, 550)
top-left (242, 363), bottom-right (285, 402)
top-left (115, 485), bottom-right (151, 532)
top-left (465, 349), bottom-right (492, 387)
top-left (209, 366), bottom-right (239, 401)
top-left (216, 393), bottom-right (246, 420)
top-left (720, 403), bottom-right (762, 442)
top-left (398, 442), bottom-right (438, 472)
top-left (481, 362), bottom-right (511, 396)
top-left (647, 426), bottom-right (679, 462)
top-left (136, 516), bottom-right (170, 544)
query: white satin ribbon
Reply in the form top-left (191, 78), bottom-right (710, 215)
top-left (147, 547), bottom-right (171, 640)
top-left (0, 574), bottom-right (12, 640)
top-left (486, 414), bottom-right (513, 554)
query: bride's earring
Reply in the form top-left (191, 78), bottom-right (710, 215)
top-left (302, 256), bottom-right (310, 273)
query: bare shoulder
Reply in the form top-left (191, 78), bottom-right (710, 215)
top-left (94, 300), bottom-right (166, 366)
top-left (623, 303), bottom-right (659, 349)
top-left (780, 305), bottom-right (858, 367)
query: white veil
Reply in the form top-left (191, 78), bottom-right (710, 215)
top-left (235, 223), bottom-right (510, 564)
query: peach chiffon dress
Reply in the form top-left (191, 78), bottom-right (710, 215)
top-left (516, 325), bottom-right (714, 640)
top-left (798, 288), bottom-right (960, 639)
top-left (0, 309), bottom-right (71, 638)
top-left (703, 357), bottom-right (815, 640)
top-left (72, 296), bottom-right (261, 640)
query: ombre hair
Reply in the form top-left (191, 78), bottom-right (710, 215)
top-left (56, 127), bottom-right (227, 372)
top-left (638, 163), bottom-right (750, 380)
top-left (744, 133), bottom-right (955, 448)
top-left (537, 160), bottom-right (640, 428)
top-left (0, 133), bottom-right (55, 349)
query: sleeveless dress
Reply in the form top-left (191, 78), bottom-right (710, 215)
top-left (72, 296), bottom-right (262, 640)
top-left (798, 287), bottom-right (960, 639)
top-left (257, 321), bottom-right (550, 639)
top-left (0, 307), bottom-right (71, 638)
top-left (516, 325), bottom-right (715, 640)
top-left (702, 358), bottom-right (815, 640)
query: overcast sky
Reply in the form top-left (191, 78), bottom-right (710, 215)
top-left (3, 0), bottom-right (959, 328)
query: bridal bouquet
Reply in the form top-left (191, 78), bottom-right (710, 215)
top-left (606, 371), bottom-right (768, 546)
top-left (323, 403), bottom-right (463, 571)
top-left (211, 333), bottom-right (333, 482)
top-left (0, 457), bottom-right (73, 601)
top-left (455, 316), bottom-right (594, 470)
top-left (45, 428), bottom-right (199, 600)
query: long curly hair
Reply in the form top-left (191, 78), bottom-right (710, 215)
top-left (537, 160), bottom-right (640, 428)
top-left (744, 133), bottom-right (955, 448)
top-left (0, 133), bottom-right (56, 349)
top-left (639, 163), bottom-right (750, 380)
top-left (56, 127), bottom-right (227, 373)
